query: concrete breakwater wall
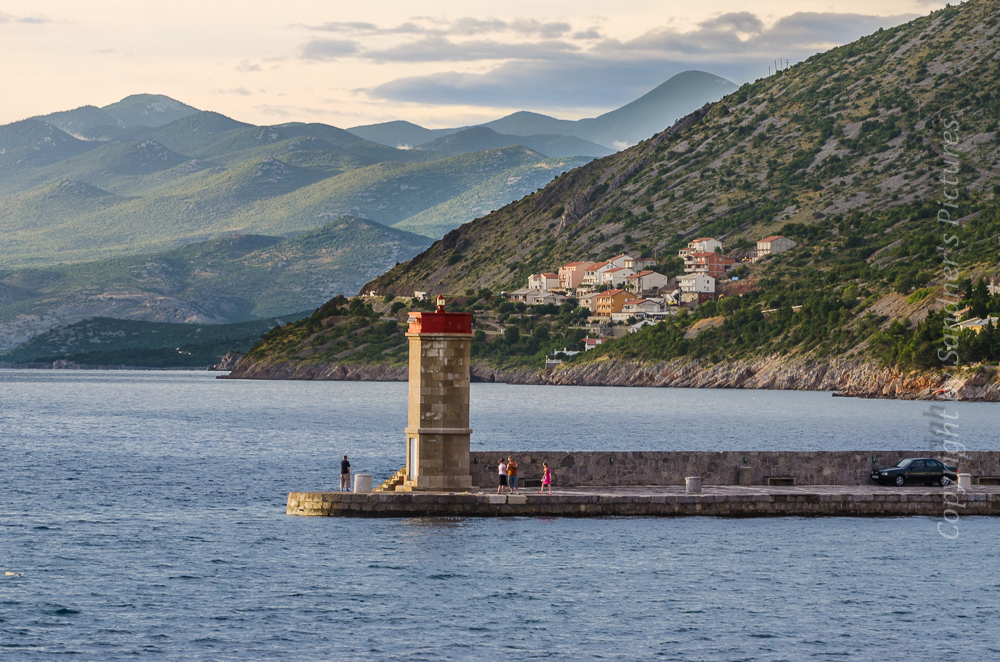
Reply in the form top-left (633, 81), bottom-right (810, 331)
top-left (468, 451), bottom-right (1000, 488)
top-left (287, 488), bottom-right (1000, 518)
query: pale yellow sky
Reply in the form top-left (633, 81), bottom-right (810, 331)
top-left (1, 0), bottom-right (945, 128)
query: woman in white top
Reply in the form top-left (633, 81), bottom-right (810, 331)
top-left (497, 460), bottom-right (508, 494)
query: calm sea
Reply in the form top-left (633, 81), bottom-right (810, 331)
top-left (2, 370), bottom-right (998, 660)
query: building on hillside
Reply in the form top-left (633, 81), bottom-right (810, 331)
top-left (576, 292), bottom-right (598, 313)
top-left (600, 267), bottom-right (636, 287)
top-left (629, 319), bottom-right (658, 333)
top-left (558, 262), bottom-right (593, 290)
top-left (955, 317), bottom-right (1000, 333)
top-left (683, 251), bottom-right (736, 279)
top-left (583, 261), bottom-right (615, 285)
top-left (677, 273), bottom-right (716, 294)
top-left (508, 287), bottom-right (536, 302)
top-left (584, 337), bottom-right (608, 351)
top-left (528, 273), bottom-right (559, 291)
top-left (526, 291), bottom-right (567, 306)
top-left (414, 291), bottom-right (427, 301)
top-left (624, 270), bottom-right (672, 294)
top-left (622, 298), bottom-right (664, 316)
top-left (623, 256), bottom-right (658, 271)
top-left (607, 253), bottom-right (638, 269)
top-left (594, 289), bottom-right (636, 318)
top-left (755, 236), bottom-right (797, 259)
top-left (678, 237), bottom-right (722, 259)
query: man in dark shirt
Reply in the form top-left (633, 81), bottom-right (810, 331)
top-left (340, 456), bottom-right (351, 492)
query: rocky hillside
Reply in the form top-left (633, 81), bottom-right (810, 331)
top-left (363, 0), bottom-right (999, 297)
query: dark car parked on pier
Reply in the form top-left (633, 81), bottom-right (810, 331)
top-left (872, 458), bottom-right (958, 487)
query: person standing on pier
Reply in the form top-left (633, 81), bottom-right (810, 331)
top-left (538, 461), bottom-right (553, 495)
top-left (507, 456), bottom-right (519, 495)
top-left (497, 459), bottom-right (508, 494)
top-left (340, 455), bottom-right (351, 492)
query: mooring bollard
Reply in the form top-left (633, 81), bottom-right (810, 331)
top-left (958, 473), bottom-right (972, 490)
top-left (685, 476), bottom-right (702, 494)
top-left (353, 474), bottom-right (373, 493)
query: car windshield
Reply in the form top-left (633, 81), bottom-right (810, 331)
top-left (897, 459), bottom-right (914, 468)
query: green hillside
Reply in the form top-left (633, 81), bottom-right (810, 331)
top-left (347, 0), bottom-right (999, 374)
top-left (2, 314), bottom-right (309, 368)
top-left (0, 218), bottom-right (431, 353)
top-left (0, 100), bottom-right (592, 268)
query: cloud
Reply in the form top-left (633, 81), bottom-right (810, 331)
top-left (363, 36), bottom-right (578, 63)
top-left (366, 11), bottom-right (916, 109)
top-left (215, 87), bottom-right (253, 96)
top-left (237, 59), bottom-right (262, 72)
top-left (302, 16), bottom-right (571, 38)
top-left (300, 39), bottom-right (359, 61)
top-left (0, 12), bottom-right (52, 24)
top-left (605, 11), bottom-right (916, 59)
top-left (572, 29), bottom-right (603, 40)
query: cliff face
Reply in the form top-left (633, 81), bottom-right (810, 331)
top-left (222, 354), bottom-right (1000, 401)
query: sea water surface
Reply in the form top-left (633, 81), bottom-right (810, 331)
top-left (1, 370), bottom-right (998, 660)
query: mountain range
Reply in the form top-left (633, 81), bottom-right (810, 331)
top-left (348, 71), bottom-right (738, 152)
top-left (0, 70), bottom-right (738, 360)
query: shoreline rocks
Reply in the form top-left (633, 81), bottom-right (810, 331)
top-left (221, 354), bottom-right (1000, 401)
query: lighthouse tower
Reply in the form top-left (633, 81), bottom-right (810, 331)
top-left (399, 295), bottom-right (473, 491)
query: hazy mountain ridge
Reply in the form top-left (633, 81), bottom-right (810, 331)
top-left (349, 71), bottom-right (739, 152)
top-left (0, 218), bottom-right (431, 353)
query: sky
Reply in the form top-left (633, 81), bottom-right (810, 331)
top-left (1, 0), bottom-right (946, 130)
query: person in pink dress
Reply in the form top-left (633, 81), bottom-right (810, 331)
top-left (538, 461), bottom-right (553, 494)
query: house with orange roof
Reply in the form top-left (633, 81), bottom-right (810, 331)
top-left (594, 289), bottom-right (636, 318)
top-left (558, 262), bottom-right (593, 290)
top-left (583, 261), bottom-right (616, 285)
top-left (678, 237), bottom-right (722, 259)
top-left (683, 251), bottom-right (735, 279)
top-left (600, 267), bottom-right (636, 287)
top-left (528, 272), bottom-right (560, 291)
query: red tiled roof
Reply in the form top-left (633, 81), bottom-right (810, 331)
top-left (542, 273), bottom-right (558, 278)
top-left (587, 261), bottom-right (609, 270)
top-left (760, 235), bottom-right (783, 242)
top-left (561, 261), bottom-right (589, 268)
top-left (690, 237), bottom-right (715, 243)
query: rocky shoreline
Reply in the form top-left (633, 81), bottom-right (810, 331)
top-left (221, 354), bottom-right (1000, 401)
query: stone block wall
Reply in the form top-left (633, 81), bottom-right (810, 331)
top-left (470, 451), bottom-right (1000, 488)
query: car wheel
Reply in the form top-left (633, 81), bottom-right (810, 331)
top-left (940, 475), bottom-right (950, 487)
top-left (895, 475), bottom-right (905, 487)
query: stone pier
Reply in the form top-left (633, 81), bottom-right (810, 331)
top-left (287, 485), bottom-right (1000, 518)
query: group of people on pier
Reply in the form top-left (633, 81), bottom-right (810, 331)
top-left (497, 457), bottom-right (552, 495)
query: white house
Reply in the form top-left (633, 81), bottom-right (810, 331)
top-left (600, 267), bottom-right (636, 287)
top-left (677, 273), bottom-right (716, 294)
top-left (679, 237), bottom-right (722, 258)
top-left (606, 253), bottom-right (637, 269)
top-left (508, 287), bottom-right (537, 302)
top-left (584, 337), bottom-right (608, 351)
top-left (528, 272), bottom-right (560, 291)
top-left (526, 291), bottom-right (567, 306)
top-left (582, 261), bottom-right (616, 285)
top-left (625, 270), bottom-right (672, 293)
top-left (756, 235), bottom-right (797, 258)
top-left (622, 298), bottom-right (664, 315)
top-left (623, 256), bottom-right (658, 271)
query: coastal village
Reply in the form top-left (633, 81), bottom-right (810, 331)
top-left (500, 235), bottom-right (798, 364)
